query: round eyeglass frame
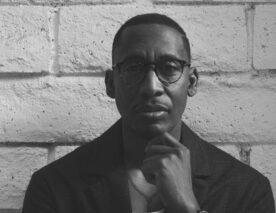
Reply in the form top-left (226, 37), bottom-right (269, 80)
top-left (112, 58), bottom-right (191, 86)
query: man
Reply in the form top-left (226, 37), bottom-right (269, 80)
top-left (22, 13), bottom-right (275, 213)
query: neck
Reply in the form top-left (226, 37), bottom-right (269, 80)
top-left (122, 120), bottom-right (182, 169)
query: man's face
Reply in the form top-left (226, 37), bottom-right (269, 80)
top-left (111, 24), bottom-right (195, 138)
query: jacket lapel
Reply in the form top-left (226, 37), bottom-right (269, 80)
top-left (106, 169), bottom-right (131, 213)
top-left (180, 122), bottom-right (212, 206)
top-left (80, 120), bottom-right (131, 213)
top-left (84, 170), bottom-right (131, 213)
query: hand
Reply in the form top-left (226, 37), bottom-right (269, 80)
top-left (141, 132), bottom-right (200, 213)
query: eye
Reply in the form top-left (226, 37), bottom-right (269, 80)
top-left (120, 62), bottom-right (144, 85)
top-left (164, 61), bottom-right (178, 71)
top-left (121, 63), bottom-right (142, 75)
top-left (159, 60), bottom-right (180, 75)
top-left (126, 64), bottom-right (141, 72)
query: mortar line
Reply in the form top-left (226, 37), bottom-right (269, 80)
top-left (47, 144), bottom-right (56, 163)
top-left (153, 1), bottom-right (276, 5)
top-left (0, 2), bottom-right (29, 6)
top-left (0, 142), bottom-right (84, 147)
top-left (0, 71), bottom-right (49, 79)
top-left (245, 3), bottom-right (255, 71)
top-left (239, 143), bottom-right (252, 165)
top-left (48, 7), bottom-right (60, 74)
top-left (0, 209), bottom-right (21, 213)
top-left (206, 142), bottom-right (276, 145)
top-left (1, 70), bottom-right (275, 79)
top-left (28, 0), bottom-right (35, 5)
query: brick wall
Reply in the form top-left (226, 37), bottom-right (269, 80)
top-left (0, 0), bottom-right (275, 212)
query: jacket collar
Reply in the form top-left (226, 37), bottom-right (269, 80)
top-left (81, 119), bottom-right (211, 178)
top-left (180, 122), bottom-right (211, 177)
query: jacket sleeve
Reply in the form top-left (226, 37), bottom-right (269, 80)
top-left (22, 171), bottom-right (56, 213)
top-left (246, 177), bottom-right (275, 213)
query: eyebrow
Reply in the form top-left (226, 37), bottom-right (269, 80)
top-left (120, 53), bottom-right (184, 63)
top-left (157, 54), bottom-right (184, 61)
top-left (122, 55), bottom-right (145, 62)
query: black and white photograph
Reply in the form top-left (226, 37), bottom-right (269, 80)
top-left (0, 0), bottom-right (275, 212)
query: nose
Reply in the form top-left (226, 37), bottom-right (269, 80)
top-left (139, 67), bottom-right (164, 97)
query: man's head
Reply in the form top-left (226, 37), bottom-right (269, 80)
top-left (111, 13), bottom-right (191, 65)
top-left (105, 13), bottom-right (198, 139)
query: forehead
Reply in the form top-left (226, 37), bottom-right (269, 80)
top-left (113, 24), bottom-right (188, 63)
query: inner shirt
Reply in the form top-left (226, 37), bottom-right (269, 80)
top-left (127, 169), bottom-right (165, 213)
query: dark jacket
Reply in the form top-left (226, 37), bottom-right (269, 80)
top-left (22, 120), bottom-right (275, 213)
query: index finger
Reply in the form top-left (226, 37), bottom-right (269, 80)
top-left (146, 132), bottom-right (182, 149)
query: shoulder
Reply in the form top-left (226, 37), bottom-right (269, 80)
top-left (200, 139), bottom-right (266, 182)
top-left (34, 137), bottom-right (103, 181)
top-left (32, 119), bottom-right (123, 182)
top-left (203, 140), bottom-right (275, 211)
top-left (198, 139), bottom-right (273, 201)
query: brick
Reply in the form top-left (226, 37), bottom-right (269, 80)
top-left (59, 6), bottom-right (121, 74)
top-left (0, 7), bottom-right (51, 73)
top-left (154, 0), bottom-right (276, 3)
top-left (254, 5), bottom-right (276, 69)
top-left (59, 5), bottom-right (248, 73)
top-left (55, 145), bottom-right (79, 159)
top-left (182, 74), bottom-right (276, 143)
top-left (67, 0), bottom-right (133, 3)
top-left (0, 0), bottom-right (28, 4)
top-left (28, 0), bottom-right (132, 4)
top-left (0, 147), bottom-right (47, 209)
top-left (0, 76), bottom-right (119, 143)
top-left (250, 145), bottom-right (276, 207)
top-left (0, 210), bottom-right (21, 213)
top-left (215, 144), bottom-right (240, 160)
top-left (30, 0), bottom-right (68, 5)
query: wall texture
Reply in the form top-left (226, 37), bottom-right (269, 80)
top-left (0, 0), bottom-right (276, 212)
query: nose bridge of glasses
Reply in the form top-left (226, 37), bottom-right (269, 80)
top-left (141, 62), bottom-right (163, 88)
top-left (144, 62), bottom-right (159, 76)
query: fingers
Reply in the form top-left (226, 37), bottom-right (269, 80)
top-left (142, 132), bottom-right (190, 185)
top-left (141, 155), bottom-right (164, 184)
top-left (146, 132), bottom-right (182, 149)
top-left (145, 132), bottom-right (188, 159)
top-left (145, 145), bottom-right (173, 157)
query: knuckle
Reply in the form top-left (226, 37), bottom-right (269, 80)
top-left (159, 158), bottom-right (168, 168)
top-left (168, 153), bottom-right (175, 161)
top-left (174, 148), bottom-right (183, 156)
top-left (174, 147), bottom-right (190, 159)
top-left (166, 153), bottom-right (178, 164)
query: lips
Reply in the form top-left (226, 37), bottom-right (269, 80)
top-left (134, 104), bottom-right (169, 113)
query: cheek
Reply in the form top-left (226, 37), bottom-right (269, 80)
top-left (168, 81), bottom-right (189, 113)
top-left (115, 82), bottom-right (137, 114)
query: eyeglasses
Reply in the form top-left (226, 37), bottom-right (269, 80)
top-left (112, 58), bottom-right (190, 87)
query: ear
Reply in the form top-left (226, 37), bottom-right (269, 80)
top-left (105, 69), bottom-right (115, 99)
top-left (187, 67), bottom-right (198, 97)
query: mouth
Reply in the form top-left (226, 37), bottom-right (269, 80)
top-left (134, 104), bottom-right (169, 118)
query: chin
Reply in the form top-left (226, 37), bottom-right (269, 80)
top-left (134, 122), bottom-right (169, 139)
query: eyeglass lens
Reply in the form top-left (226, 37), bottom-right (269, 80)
top-left (120, 60), bottom-right (184, 86)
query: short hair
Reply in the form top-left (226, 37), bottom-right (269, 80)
top-left (112, 13), bottom-right (191, 64)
